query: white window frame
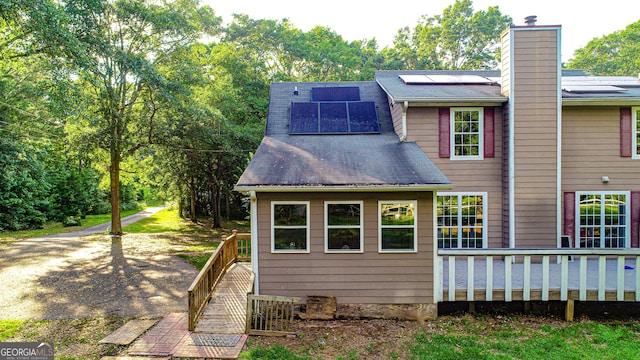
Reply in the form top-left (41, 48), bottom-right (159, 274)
top-left (574, 191), bottom-right (630, 249)
top-left (378, 200), bottom-right (418, 253)
top-left (450, 107), bottom-right (484, 160)
top-left (271, 201), bottom-right (310, 253)
top-left (436, 192), bottom-right (488, 248)
top-left (633, 107), bottom-right (640, 159)
top-left (324, 201), bottom-right (364, 253)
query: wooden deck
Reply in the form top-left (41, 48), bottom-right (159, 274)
top-left (193, 262), bottom-right (254, 333)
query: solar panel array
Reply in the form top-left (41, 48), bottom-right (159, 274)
top-left (290, 87), bottom-right (379, 135)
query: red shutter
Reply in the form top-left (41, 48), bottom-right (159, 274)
top-left (484, 107), bottom-right (495, 158)
top-left (439, 108), bottom-right (450, 158)
top-left (564, 192), bottom-right (576, 247)
top-left (632, 191), bottom-right (640, 248)
top-left (620, 107), bottom-right (632, 157)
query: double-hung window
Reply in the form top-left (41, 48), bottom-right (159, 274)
top-left (325, 201), bottom-right (363, 253)
top-left (379, 201), bottom-right (417, 252)
top-left (272, 201), bottom-right (309, 253)
top-left (576, 192), bottom-right (630, 248)
top-left (451, 107), bottom-right (484, 160)
top-left (437, 193), bottom-right (486, 248)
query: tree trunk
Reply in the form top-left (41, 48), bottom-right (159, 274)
top-left (189, 173), bottom-right (197, 222)
top-left (109, 146), bottom-right (122, 235)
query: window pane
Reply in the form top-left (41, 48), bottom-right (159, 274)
top-left (380, 203), bottom-right (415, 225)
top-left (328, 228), bottom-right (361, 250)
top-left (274, 204), bottom-right (307, 226)
top-left (381, 228), bottom-right (415, 250)
top-left (578, 193), bottom-right (627, 248)
top-left (327, 204), bottom-right (360, 225)
top-left (274, 228), bottom-right (307, 250)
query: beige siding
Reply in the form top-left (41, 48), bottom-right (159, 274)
top-left (562, 106), bottom-right (640, 189)
top-left (500, 30), bottom-right (511, 96)
top-left (406, 107), bottom-right (504, 247)
top-left (510, 27), bottom-right (560, 248)
top-left (390, 100), bottom-right (404, 138)
top-left (256, 192), bottom-right (435, 304)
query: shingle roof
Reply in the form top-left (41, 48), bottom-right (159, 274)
top-left (235, 81), bottom-right (452, 191)
top-left (375, 70), bottom-right (507, 104)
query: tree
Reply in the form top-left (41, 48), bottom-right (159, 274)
top-left (61, 0), bottom-right (220, 235)
top-left (383, 0), bottom-right (512, 70)
top-left (567, 20), bottom-right (640, 76)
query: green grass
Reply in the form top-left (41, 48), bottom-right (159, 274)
top-left (241, 319), bottom-right (640, 360)
top-left (0, 320), bottom-right (26, 341)
top-left (0, 208), bottom-right (142, 241)
top-left (122, 207), bottom-right (206, 233)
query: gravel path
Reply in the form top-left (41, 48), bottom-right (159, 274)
top-left (0, 213), bottom-right (200, 320)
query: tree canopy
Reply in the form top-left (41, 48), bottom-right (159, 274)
top-left (2, 0), bottom-right (638, 234)
top-left (567, 20), bottom-right (640, 76)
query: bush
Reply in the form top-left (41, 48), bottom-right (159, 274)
top-left (62, 216), bottom-right (82, 227)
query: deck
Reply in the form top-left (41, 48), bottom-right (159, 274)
top-left (439, 249), bottom-right (640, 303)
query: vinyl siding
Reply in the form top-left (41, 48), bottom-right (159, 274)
top-left (390, 99), bottom-right (404, 137)
top-left (256, 192), bottom-right (435, 304)
top-left (510, 27), bottom-right (560, 248)
top-left (406, 107), bottom-right (504, 247)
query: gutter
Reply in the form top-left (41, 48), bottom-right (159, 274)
top-left (401, 101), bottom-right (408, 141)
top-left (249, 191), bottom-right (259, 295)
top-left (234, 183), bottom-right (455, 193)
top-left (562, 98), bottom-right (640, 106)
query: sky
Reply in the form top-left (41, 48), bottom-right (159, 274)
top-left (203, 0), bottom-right (640, 63)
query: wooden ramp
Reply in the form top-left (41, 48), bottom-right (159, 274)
top-left (194, 262), bottom-right (254, 333)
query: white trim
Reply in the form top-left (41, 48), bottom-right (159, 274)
top-left (271, 201), bottom-right (310, 253)
top-left (378, 200), bottom-right (418, 253)
top-left (436, 192), bottom-right (488, 249)
top-left (574, 191), bottom-right (631, 249)
top-left (401, 101), bottom-right (408, 141)
top-left (556, 28), bottom-right (563, 248)
top-left (250, 191), bottom-right (259, 295)
top-left (433, 192), bottom-right (441, 302)
top-left (324, 201), bottom-right (364, 254)
top-left (633, 107), bottom-right (640, 160)
top-left (450, 107), bottom-right (484, 161)
top-left (508, 29), bottom-right (515, 249)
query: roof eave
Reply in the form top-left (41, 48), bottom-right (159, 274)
top-left (234, 183), bottom-right (455, 193)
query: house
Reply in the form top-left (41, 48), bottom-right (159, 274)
top-left (235, 19), bottom-right (640, 319)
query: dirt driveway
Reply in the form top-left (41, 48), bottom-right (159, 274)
top-left (0, 233), bottom-right (199, 320)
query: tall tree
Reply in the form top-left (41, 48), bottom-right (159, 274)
top-left (383, 0), bottom-right (512, 70)
top-left (61, 0), bottom-right (220, 235)
top-left (567, 20), bottom-right (640, 76)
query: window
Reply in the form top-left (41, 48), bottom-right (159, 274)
top-left (272, 202), bottom-right (309, 253)
top-left (576, 192), bottom-right (630, 248)
top-left (633, 107), bottom-right (640, 159)
top-left (379, 201), bottom-right (417, 252)
top-left (437, 193), bottom-right (486, 248)
top-left (325, 201), bottom-right (363, 253)
top-left (451, 107), bottom-right (484, 160)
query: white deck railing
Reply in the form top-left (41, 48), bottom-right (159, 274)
top-left (437, 248), bottom-right (640, 303)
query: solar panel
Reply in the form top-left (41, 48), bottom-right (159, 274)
top-left (348, 102), bottom-right (379, 133)
top-left (319, 102), bottom-right (349, 133)
top-left (399, 74), bottom-right (494, 84)
top-left (311, 87), bottom-right (361, 101)
top-left (290, 102), bottom-right (318, 134)
top-left (289, 101), bottom-right (379, 135)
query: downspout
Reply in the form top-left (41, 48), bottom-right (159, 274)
top-left (250, 191), bottom-right (259, 294)
top-left (400, 101), bottom-right (408, 141)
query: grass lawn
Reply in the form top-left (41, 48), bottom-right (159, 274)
top-left (0, 208), bottom-right (143, 243)
top-left (240, 316), bottom-right (640, 360)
